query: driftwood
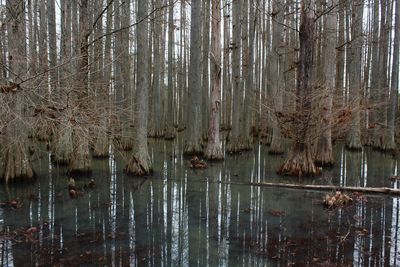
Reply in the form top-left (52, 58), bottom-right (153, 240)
top-left (244, 182), bottom-right (400, 196)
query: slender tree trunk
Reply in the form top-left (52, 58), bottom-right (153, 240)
top-left (184, 0), bottom-right (203, 155)
top-left (386, 0), bottom-right (399, 151)
top-left (269, 0), bottom-right (285, 155)
top-left (149, 0), bottom-right (164, 138)
top-left (204, 0), bottom-right (223, 160)
top-left (226, 0), bottom-right (242, 153)
top-left (126, 0), bottom-right (152, 175)
top-left (314, 0), bottom-right (338, 166)
top-left (278, 0), bottom-right (318, 177)
top-left (202, 0), bottom-right (210, 140)
top-left (164, 0), bottom-right (176, 140)
top-left (2, 0), bottom-right (35, 183)
top-left (51, 0), bottom-right (73, 164)
top-left (241, 0), bottom-right (255, 150)
top-left (346, 0), bottom-right (364, 150)
top-left (69, 0), bottom-right (91, 174)
top-left (47, 0), bottom-right (57, 90)
top-left (222, 0), bottom-right (231, 130)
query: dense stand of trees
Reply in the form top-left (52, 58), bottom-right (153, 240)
top-left (0, 0), bottom-right (400, 182)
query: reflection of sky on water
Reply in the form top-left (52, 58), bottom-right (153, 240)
top-left (0, 140), bottom-right (399, 266)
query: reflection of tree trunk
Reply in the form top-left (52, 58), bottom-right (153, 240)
top-left (278, 0), bottom-right (318, 177)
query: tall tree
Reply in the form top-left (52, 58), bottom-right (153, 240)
top-left (268, 0), bottom-right (285, 155)
top-left (226, 0), bottom-right (242, 153)
top-left (69, 0), bottom-right (91, 174)
top-left (2, 0), bottom-right (34, 183)
top-left (346, 0), bottom-right (363, 150)
top-left (314, 0), bottom-right (338, 166)
top-left (278, 0), bottom-right (318, 177)
top-left (149, 0), bottom-right (164, 138)
top-left (184, 0), bottom-right (203, 155)
top-left (204, 0), bottom-right (223, 160)
top-left (164, 0), bottom-right (176, 139)
top-left (126, 0), bottom-right (152, 175)
top-left (386, 0), bottom-right (400, 151)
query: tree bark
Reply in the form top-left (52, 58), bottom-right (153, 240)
top-left (2, 0), bottom-right (34, 183)
top-left (126, 0), bottom-right (153, 176)
top-left (314, 0), bottom-right (337, 167)
top-left (226, 0), bottom-right (242, 153)
top-left (278, 0), bottom-right (319, 177)
top-left (184, 0), bottom-right (203, 155)
top-left (269, 0), bottom-right (285, 155)
top-left (346, 0), bottom-right (363, 150)
top-left (204, 0), bottom-right (224, 160)
top-left (164, 0), bottom-right (176, 140)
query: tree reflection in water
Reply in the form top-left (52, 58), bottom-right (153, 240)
top-left (0, 141), bottom-right (399, 266)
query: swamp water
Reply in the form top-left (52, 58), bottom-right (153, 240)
top-left (0, 139), bottom-right (400, 266)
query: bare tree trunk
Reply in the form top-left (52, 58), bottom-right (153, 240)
top-left (226, 0), bottom-right (242, 153)
top-left (386, 0), bottom-right (399, 151)
top-left (204, 0), bottom-right (223, 160)
top-left (69, 0), bottom-right (91, 174)
top-left (149, 0), bottom-right (164, 138)
top-left (51, 0), bottom-right (73, 164)
top-left (2, 0), bottom-right (34, 183)
top-left (335, 1), bottom-right (345, 109)
top-left (260, 1), bottom-right (272, 145)
top-left (164, 0), bottom-right (176, 140)
top-left (346, 0), bottom-right (363, 150)
top-left (222, 0), bottom-right (231, 130)
top-left (269, 0), bottom-right (285, 155)
top-left (126, 0), bottom-right (152, 175)
top-left (47, 0), bottom-right (57, 90)
top-left (92, 0), bottom-right (110, 158)
top-left (278, 0), bottom-right (318, 177)
top-left (314, 0), bottom-right (338, 167)
top-left (184, 0), bottom-right (203, 155)
top-left (241, 0), bottom-right (255, 150)
top-left (202, 0), bottom-right (210, 141)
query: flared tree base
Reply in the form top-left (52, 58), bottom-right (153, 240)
top-left (164, 127), bottom-right (176, 140)
top-left (115, 137), bottom-right (133, 151)
top-left (226, 137), bottom-right (242, 154)
top-left (125, 152), bottom-right (153, 176)
top-left (314, 137), bottom-right (334, 167)
top-left (278, 145), bottom-right (319, 177)
top-left (377, 130), bottom-right (396, 152)
top-left (184, 140), bottom-right (203, 156)
top-left (51, 127), bottom-right (73, 165)
top-left (93, 138), bottom-right (109, 158)
top-left (2, 145), bottom-right (35, 183)
top-left (148, 128), bottom-right (164, 138)
top-left (346, 133), bottom-right (363, 151)
top-left (204, 143), bottom-right (224, 161)
top-left (68, 129), bottom-right (92, 175)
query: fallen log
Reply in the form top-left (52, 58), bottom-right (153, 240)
top-left (244, 182), bottom-right (400, 196)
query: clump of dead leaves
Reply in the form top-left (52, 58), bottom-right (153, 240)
top-left (323, 191), bottom-right (353, 208)
top-left (189, 156), bottom-right (207, 169)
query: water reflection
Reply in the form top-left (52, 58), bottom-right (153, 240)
top-left (0, 141), bottom-right (399, 266)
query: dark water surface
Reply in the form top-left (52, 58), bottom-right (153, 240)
top-left (1, 139), bottom-right (400, 266)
